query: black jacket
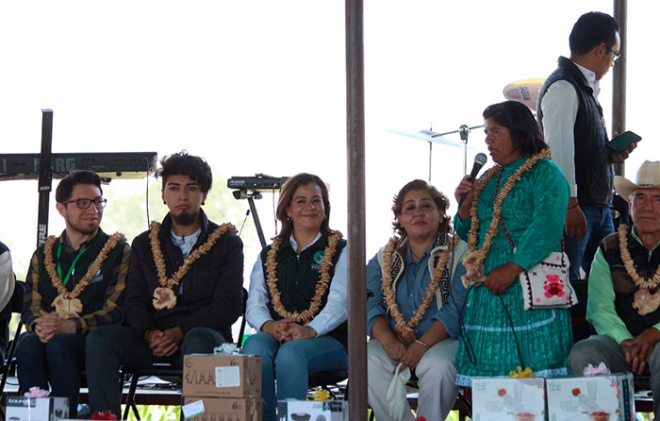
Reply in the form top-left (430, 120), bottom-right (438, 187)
top-left (125, 209), bottom-right (244, 341)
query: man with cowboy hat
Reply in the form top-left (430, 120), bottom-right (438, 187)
top-left (568, 160), bottom-right (660, 414)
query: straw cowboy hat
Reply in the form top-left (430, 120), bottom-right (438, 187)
top-left (613, 160), bottom-right (660, 202)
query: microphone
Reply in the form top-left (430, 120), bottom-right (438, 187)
top-left (459, 153), bottom-right (488, 206)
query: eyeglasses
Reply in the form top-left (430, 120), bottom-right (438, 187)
top-left (608, 48), bottom-right (621, 63)
top-left (62, 197), bottom-right (108, 209)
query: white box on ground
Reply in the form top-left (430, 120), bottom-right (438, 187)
top-left (5, 397), bottom-right (69, 421)
top-left (471, 377), bottom-right (545, 421)
top-left (181, 397), bottom-right (262, 421)
top-left (182, 354), bottom-right (262, 398)
top-left (277, 400), bottom-right (348, 421)
top-left (546, 373), bottom-right (635, 421)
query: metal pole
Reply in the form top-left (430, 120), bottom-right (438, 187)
top-left (345, 0), bottom-right (367, 418)
top-left (612, 0), bottom-right (627, 176)
top-left (37, 109), bottom-right (53, 248)
top-left (247, 195), bottom-right (267, 248)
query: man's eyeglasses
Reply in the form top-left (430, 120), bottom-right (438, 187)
top-left (62, 198), bottom-right (108, 209)
top-left (608, 48), bottom-right (621, 63)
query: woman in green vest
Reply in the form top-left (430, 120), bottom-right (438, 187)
top-left (241, 173), bottom-right (348, 421)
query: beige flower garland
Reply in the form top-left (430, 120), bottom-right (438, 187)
top-left (150, 221), bottom-right (237, 310)
top-left (44, 232), bottom-right (126, 318)
top-left (618, 224), bottom-right (660, 289)
top-left (618, 224), bottom-right (660, 315)
top-left (462, 149), bottom-right (552, 286)
top-left (381, 234), bottom-right (458, 344)
top-left (265, 231), bottom-right (343, 323)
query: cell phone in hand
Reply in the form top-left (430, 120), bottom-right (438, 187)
top-left (607, 131), bottom-right (642, 152)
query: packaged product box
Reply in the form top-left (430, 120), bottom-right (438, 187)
top-left (182, 353), bottom-right (262, 398)
top-left (5, 397), bottom-right (69, 421)
top-left (277, 400), bottom-right (348, 421)
top-left (546, 373), bottom-right (635, 421)
top-left (181, 397), bottom-right (262, 421)
top-left (471, 377), bottom-right (546, 421)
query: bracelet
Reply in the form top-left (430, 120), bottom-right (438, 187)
top-left (567, 203), bottom-right (579, 210)
top-left (415, 339), bottom-right (430, 349)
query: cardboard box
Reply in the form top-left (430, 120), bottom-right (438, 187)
top-left (546, 373), bottom-right (635, 421)
top-left (471, 377), bottom-right (546, 421)
top-left (5, 397), bottom-right (69, 421)
top-left (182, 354), bottom-right (262, 398)
top-left (277, 400), bottom-right (348, 421)
top-left (181, 397), bottom-right (262, 421)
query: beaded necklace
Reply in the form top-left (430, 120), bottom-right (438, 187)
top-left (265, 231), bottom-right (342, 323)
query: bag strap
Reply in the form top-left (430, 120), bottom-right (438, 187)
top-left (498, 294), bottom-right (525, 369)
top-left (494, 171), bottom-right (565, 257)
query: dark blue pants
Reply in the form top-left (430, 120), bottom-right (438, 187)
top-left (85, 325), bottom-right (229, 418)
top-left (16, 333), bottom-right (86, 418)
top-left (564, 205), bottom-right (614, 280)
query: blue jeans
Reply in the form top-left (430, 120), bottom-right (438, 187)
top-left (564, 205), bottom-right (614, 280)
top-left (241, 332), bottom-right (348, 421)
top-left (16, 333), bottom-right (86, 418)
top-left (85, 325), bottom-right (228, 418)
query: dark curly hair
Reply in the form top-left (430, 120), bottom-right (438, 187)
top-left (392, 179), bottom-right (451, 237)
top-left (156, 150), bottom-right (212, 193)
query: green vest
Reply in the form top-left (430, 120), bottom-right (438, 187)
top-left (37, 229), bottom-right (126, 315)
top-left (261, 235), bottom-right (348, 349)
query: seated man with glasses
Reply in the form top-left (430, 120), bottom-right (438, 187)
top-left (17, 170), bottom-right (130, 418)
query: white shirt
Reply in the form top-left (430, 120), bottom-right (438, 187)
top-left (540, 61), bottom-right (601, 198)
top-left (245, 233), bottom-right (348, 337)
top-left (0, 248), bottom-right (15, 312)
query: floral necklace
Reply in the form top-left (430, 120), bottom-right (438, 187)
top-left (265, 231), bottom-right (343, 323)
top-left (618, 224), bottom-right (660, 315)
top-left (150, 221), bottom-right (237, 310)
top-left (44, 232), bottom-right (126, 318)
top-left (381, 234), bottom-right (458, 345)
top-left (462, 149), bottom-right (552, 287)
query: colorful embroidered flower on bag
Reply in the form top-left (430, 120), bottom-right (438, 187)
top-left (543, 274), bottom-right (565, 298)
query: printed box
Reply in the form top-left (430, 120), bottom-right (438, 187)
top-left (546, 373), bottom-right (635, 421)
top-left (277, 400), bottom-right (348, 421)
top-left (182, 353), bottom-right (262, 398)
top-left (471, 377), bottom-right (546, 421)
top-left (181, 397), bottom-right (262, 421)
top-left (5, 397), bottom-right (69, 421)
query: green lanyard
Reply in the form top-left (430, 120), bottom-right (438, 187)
top-left (56, 241), bottom-right (90, 287)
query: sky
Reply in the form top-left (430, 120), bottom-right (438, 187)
top-left (1, 1), bottom-right (657, 283)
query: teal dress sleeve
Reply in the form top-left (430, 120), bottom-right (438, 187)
top-left (509, 159), bottom-right (570, 271)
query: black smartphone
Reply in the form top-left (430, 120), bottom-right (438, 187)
top-left (607, 131), bottom-right (642, 152)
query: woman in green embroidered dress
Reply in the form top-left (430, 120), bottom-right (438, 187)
top-left (453, 100), bottom-right (572, 385)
